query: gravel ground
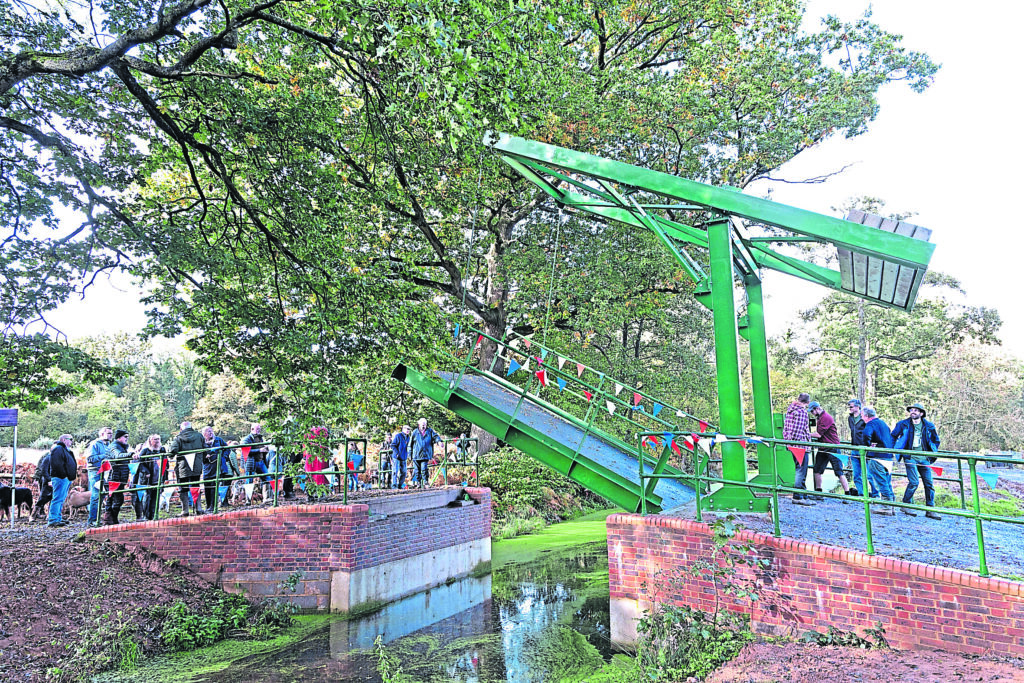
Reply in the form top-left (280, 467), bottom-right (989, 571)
top-left (670, 468), bottom-right (1024, 577)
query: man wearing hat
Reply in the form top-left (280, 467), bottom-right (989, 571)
top-left (101, 429), bottom-right (131, 525)
top-left (891, 403), bottom-right (942, 520)
top-left (809, 402), bottom-right (856, 499)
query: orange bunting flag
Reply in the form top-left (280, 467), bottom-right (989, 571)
top-left (929, 466), bottom-right (943, 477)
top-left (108, 481), bottom-right (121, 492)
top-left (699, 420), bottom-right (709, 433)
top-left (787, 446), bottom-right (806, 466)
top-left (99, 460), bottom-right (112, 473)
top-left (576, 363), bottom-right (585, 377)
top-left (583, 390), bottom-right (593, 402)
top-left (190, 486), bottom-right (202, 503)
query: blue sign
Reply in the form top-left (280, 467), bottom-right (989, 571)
top-left (0, 409), bottom-right (17, 427)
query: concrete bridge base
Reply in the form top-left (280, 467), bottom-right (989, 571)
top-left (86, 487), bottom-right (492, 613)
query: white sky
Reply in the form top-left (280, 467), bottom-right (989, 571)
top-left (46, 0), bottom-right (1024, 358)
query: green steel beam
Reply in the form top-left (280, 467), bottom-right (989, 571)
top-left (743, 276), bottom-right (778, 484)
top-left (392, 364), bottom-right (679, 513)
top-left (488, 133), bottom-right (935, 273)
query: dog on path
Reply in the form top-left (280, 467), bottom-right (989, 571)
top-left (0, 485), bottom-right (33, 522)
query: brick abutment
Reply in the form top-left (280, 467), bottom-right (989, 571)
top-left (608, 513), bottom-right (1024, 656)
top-left (86, 488), bottom-right (492, 612)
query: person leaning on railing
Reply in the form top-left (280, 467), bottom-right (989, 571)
top-left (241, 423), bottom-right (271, 498)
top-left (101, 429), bottom-right (131, 525)
top-left (860, 408), bottom-right (896, 516)
top-left (892, 403), bottom-right (942, 520)
top-left (136, 434), bottom-right (165, 521)
top-left (169, 421), bottom-right (205, 516)
top-left (846, 400), bottom-right (876, 498)
top-left (86, 427), bottom-right (113, 524)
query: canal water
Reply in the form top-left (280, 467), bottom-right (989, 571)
top-left (110, 511), bottom-right (618, 682)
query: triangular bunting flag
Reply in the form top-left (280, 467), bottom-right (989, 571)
top-left (243, 483), bottom-right (256, 501)
top-left (652, 403), bottom-right (663, 418)
top-left (240, 446), bottom-right (251, 459)
top-left (699, 420), bottom-right (709, 434)
top-left (676, 410), bottom-right (685, 418)
top-left (557, 356), bottom-right (566, 370)
top-left (128, 463), bottom-right (140, 477)
top-left (979, 471), bottom-right (999, 489)
top-left (161, 457), bottom-right (169, 475)
top-left (697, 438), bottom-right (712, 455)
top-left (583, 390), bottom-right (593, 402)
top-left (475, 334), bottom-right (483, 348)
top-left (737, 439), bottom-right (747, 449)
top-left (523, 358), bottom-right (530, 373)
top-left (453, 323), bottom-right (460, 340)
top-left (606, 400), bottom-right (615, 416)
top-left (576, 363), bottom-right (585, 378)
top-left (745, 437), bottom-right (764, 445)
top-left (671, 440), bottom-right (681, 456)
top-left (183, 452), bottom-right (197, 470)
top-left (190, 486), bottom-right (201, 503)
top-left (506, 358), bottom-right (522, 377)
top-left (557, 378), bottom-right (567, 392)
top-left (535, 369), bottom-right (547, 387)
top-left (786, 446), bottom-right (806, 466)
top-left (523, 339), bottom-right (531, 349)
top-left (93, 480), bottom-right (101, 491)
top-left (681, 435), bottom-right (695, 452)
top-left (633, 392), bottom-right (642, 407)
top-left (99, 460), bottom-right (112, 473)
top-left (541, 349), bottom-right (548, 360)
top-left (108, 481), bottom-right (121, 492)
top-left (615, 383), bottom-right (623, 396)
top-left (642, 435), bottom-right (658, 448)
top-left (929, 465), bottom-right (943, 477)
top-left (662, 432), bottom-right (675, 453)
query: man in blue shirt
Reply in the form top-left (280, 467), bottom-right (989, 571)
top-left (860, 407), bottom-right (895, 516)
top-left (86, 427), bottom-right (112, 524)
top-left (390, 425), bottom-right (412, 489)
top-left (892, 403), bottom-right (942, 520)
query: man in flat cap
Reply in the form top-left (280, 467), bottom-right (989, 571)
top-left (891, 402), bottom-right (942, 520)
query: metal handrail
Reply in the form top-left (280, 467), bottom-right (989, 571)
top-left (636, 431), bottom-right (1024, 577)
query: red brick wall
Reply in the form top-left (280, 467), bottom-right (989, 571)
top-left (608, 514), bottom-right (1024, 656)
top-left (85, 488), bottom-right (491, 609)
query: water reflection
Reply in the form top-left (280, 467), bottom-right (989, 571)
top-left (188, 540), bottom-right (609, 682)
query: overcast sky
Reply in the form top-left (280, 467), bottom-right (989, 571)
top-left (46, 0), bottom-right (1024, 359)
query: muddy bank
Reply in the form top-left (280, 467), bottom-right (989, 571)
top-left (0, 526), bottom-right (288, 682)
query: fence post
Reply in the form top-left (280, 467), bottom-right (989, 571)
top-left (968, 458), bottom-right (989, 577)
top-left (860, 450), bottom-right (875, 556)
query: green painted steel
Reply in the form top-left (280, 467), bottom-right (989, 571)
top-left (744, 277), bottom-right (778, 483)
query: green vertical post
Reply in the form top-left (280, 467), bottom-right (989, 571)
top-left (705, 219), bottom-right (751, 509)
top-left (968, 458), bottom-right (989, 576)
top-left (744, 277), bottom-right (776, 483)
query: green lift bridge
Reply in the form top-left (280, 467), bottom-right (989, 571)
top-left (393, 133), bottom-right (935, 513)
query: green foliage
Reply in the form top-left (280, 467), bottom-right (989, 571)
top-left (801, 622), bottom-right (888, 649)
top-left (479, 445), bottom-right (606, 537)
top-left (374, 634), bottom-right (408, 683)
top-left (157, 594), bottom-right (293, 652)
top-left (529, 626), bottom-right (605, 682)
top-left (635, 516), bottom-right (769, 681)
top-left (50, 609), bottom-right (142, 682)
top-left (933, 487), bottom-right (1023, 517)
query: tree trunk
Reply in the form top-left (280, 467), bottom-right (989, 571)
top-left (471, 240), bottom-right (508, 457)
top-left (857, 300), bottom-right (869, 404)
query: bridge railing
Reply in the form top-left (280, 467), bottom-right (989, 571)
top-left (92, 433), bottom-right (477, 525)
top-left (636, 431), bottom-right (1024, 577)
top-left (446, 324), bottom-right (714, 475)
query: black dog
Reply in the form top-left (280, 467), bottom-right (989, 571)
top-left (0, 485), bottom-right (33, 521)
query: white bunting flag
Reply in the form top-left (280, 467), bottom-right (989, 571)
top-left (676, 410), bottom-right (685, 418)
top-left (878, 458), bottom-right (895, 473)
top-left (183, 452), bottom-right (197, 470)
top-left (522, 358), bottom-right (530, 373)
top-left (606, 400), bottom-right (616, 416)
top-left (243, 483), bottom-right (256, 501)
top-left (614, 383), bottom-right (623, 396)
top-left (557, 356), bottom-right (566, 370)
top-left (93, 480), bottom-right (101, 491)
top-left (697, 438), bottom-right (712, 454)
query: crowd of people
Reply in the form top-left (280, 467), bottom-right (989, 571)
top-left (30, 417), bottom-right (472, 528)
top-left (783, 392), bottom-right (942, 519)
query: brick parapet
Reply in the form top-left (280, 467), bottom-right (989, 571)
top-left (607, 513), bottom-right (1024, 655)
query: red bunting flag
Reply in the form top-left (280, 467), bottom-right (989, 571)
top-left (535, 369), bottom-right (547, 386)
top-left (671, 439), bottom-right (682, 456)
top-left (576, 363), bottom-right (585, 377)
top-left (643, 435), bottom-right (658, 448)
top-left (108, 481), bottom-right (121, 492)
top-left (161, 458), bottom-right (169, 475)
top-left (930, 466), bottom-right (943, 477)
top-left (738, 439), bottom-right (747, 448)
top-left (699, 420), bottom-right (709, 434)
top-left (787, 446), bottom-right (806, 466)
top-left (99, 460), bottom-right (112, 473)
top-left (240, 446), bottom-right (251, 459)
top-left (633, 392), bottom-right (642, 407)
top-left (583, 390), bottom-right (593, 402)
top-left (190, 487), bottom-right (201, 503)
top-left (476, 334), bottom-right (484, 348)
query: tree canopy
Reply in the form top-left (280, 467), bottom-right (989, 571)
top-left (2, 0), bottom-right (940, 435)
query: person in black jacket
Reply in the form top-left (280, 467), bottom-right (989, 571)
top-left (31, 450), bottom-right (52, 521)
top-left (135, 434), bottom-right (165, 521)
top-left (101, 429), bottom-right (131, 525)
top-left (846, 399), bottom-right (876, 498)
top-left (47, 435), bottom-right (78, 527)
